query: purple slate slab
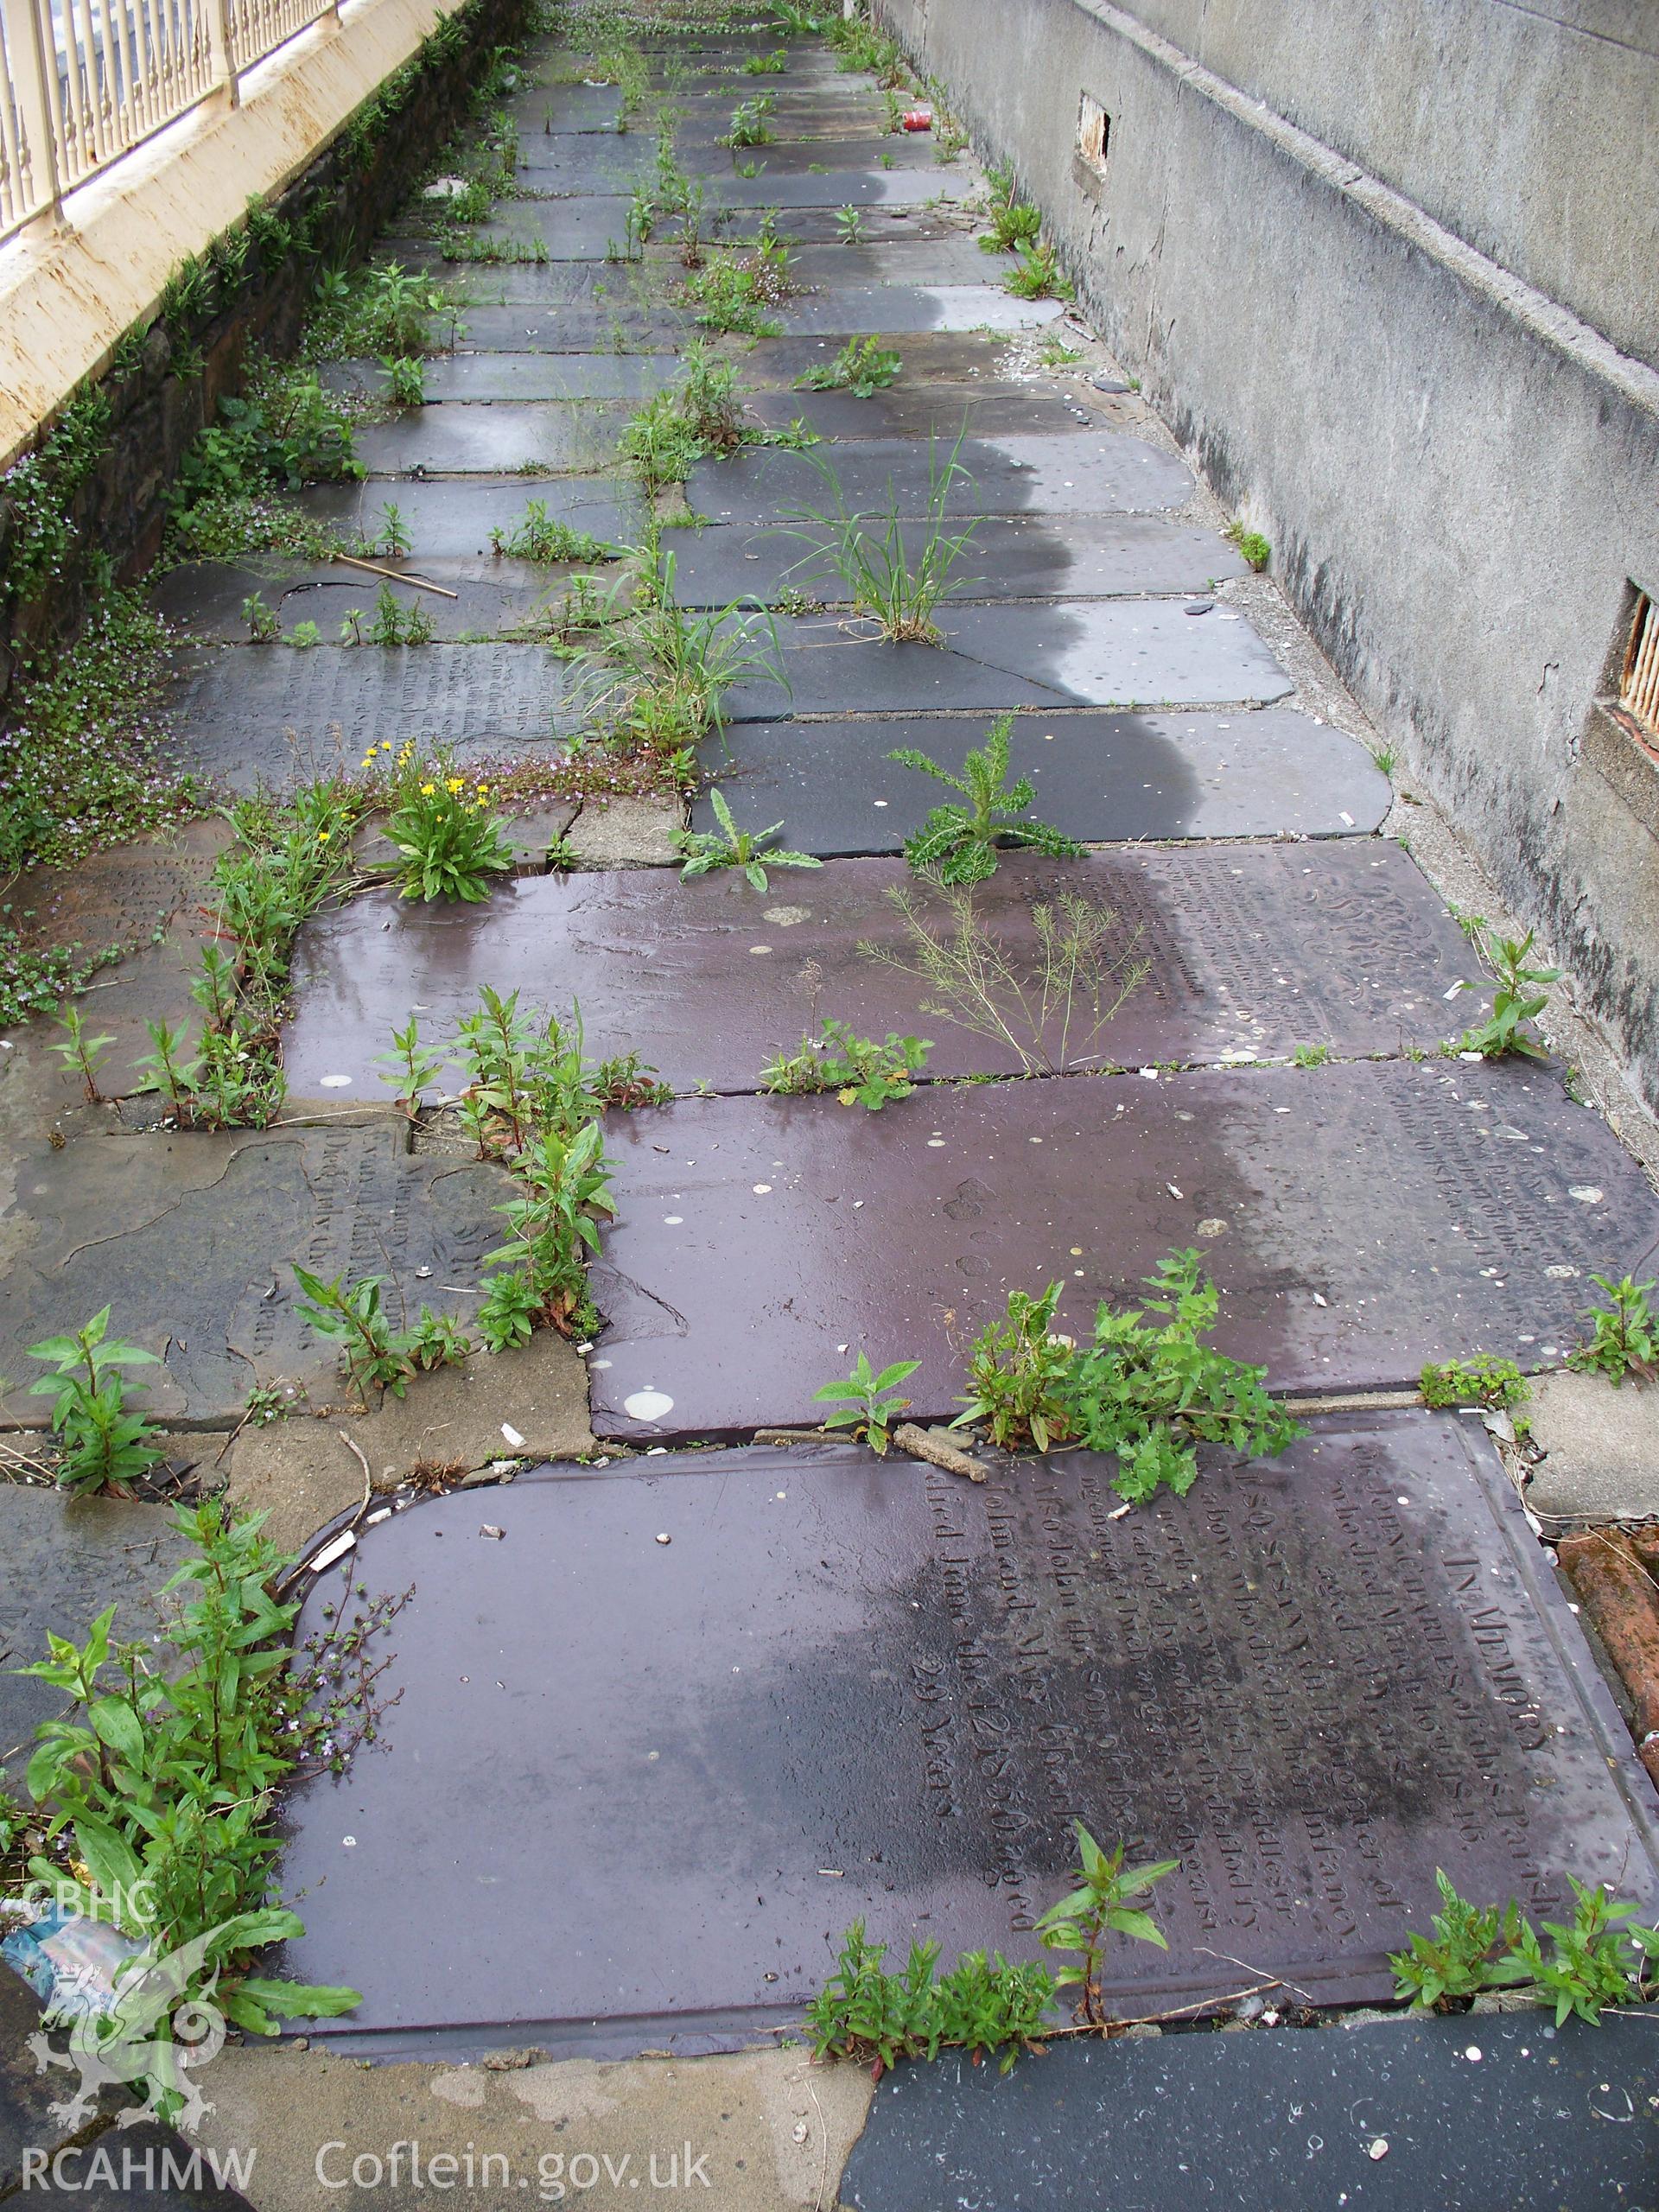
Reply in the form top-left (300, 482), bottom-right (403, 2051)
top-left (690, 429), bottom-right (1193, 518)
top-left (282, 843), bottom-right (1475, 1096)
top-left (587, 1058), bottom-right (1659, 1436)
top-left (296, 474), bottom-right (643, 555)
top-left (275, 1415), bottom-right (1659, 2054)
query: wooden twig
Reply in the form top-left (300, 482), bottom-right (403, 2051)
top-left (894, 1422), bottom-right (985, 1483)
top-left (329, 552), bottom-right (459, 601)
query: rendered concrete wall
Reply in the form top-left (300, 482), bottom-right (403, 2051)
top-left (879, 0), bottom-right (1659, 1109)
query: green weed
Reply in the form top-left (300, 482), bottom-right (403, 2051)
top-left (1229, 524), bottom-right (1270, 570)
top-left (888, 714), bottom-right (1083, 883)
top-left (812, 1353), bottom-right (921, 1452)
top-left (779, 430), bottom-right (980, 641)
top-left (1567, 1275), bottom-right (1658, 1384)
top-left (1392, 1872), bottom-right (1656, 2026)
top-left (804, 1923), bottom-right (1054, 2077)
top-left (489, 501), bottom-right (615, 563)
top-left (385, 754), bottom-right (515, 902)
top-left (795, 335), bottom-right (901, 396)
top-left (1457, 926), bottom-right (1560, 1059)
top-left (674, 788), bottom-right (821, 891)
top-left (1006, 243), bottom-right (1072, 301)
top-left (763, 1020), bottom-right (931, 1109)
top-left (1420, 1354), bottom-right (1529, 1410)
top-left (26, 1309), bottom-right (165, 1496)
top-left (1035, 1824), bottom-right (1177, 2026)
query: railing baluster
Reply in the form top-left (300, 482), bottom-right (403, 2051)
top-left (2, 0), bottom-right (60, 219)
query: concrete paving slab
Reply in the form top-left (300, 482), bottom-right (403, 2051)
top-left (690, 707), bottom-right (1389, 848)
top-left (563, 793), bottom-right (683, 868)
top-left (188, 2042), bottom-right (872, 2212)
top-left (0, 1483), bottom-right (193, 1758)
top-left (1523, 1368), bottom-right (1659, 1521)
top-left (690, 429), bottom-right (1193, 519)
top-left (224, 1333), bottom-right (594, 1554)
top-left (150, 557), bottom-right (572, 644)
top-left (297, 476), bottom-right (642, 557)
top-left (839, 2014), bottom-right (1659, 2212)
top-left (352, 399), bottom-right (634, 477)
top-left (281, 843), bottom-right (1471, 1096)
top-left (0, 1121), bottom-right (513, 1425)
top-left (724, 602), bottom-right (1293, 718)
top-left (158, 645), bottom-right (569, 791)
top-left (587, 1060), bottom-right (1659, 1433)
top-left (274, 1415), bottom-right (1659, 2050)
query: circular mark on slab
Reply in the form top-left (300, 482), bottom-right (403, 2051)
top-left (663, 1214), bottom-right (683, 1224)
top-left (750, 944), bottom-right (772, 956)
top-left (319, 1074), bottom-right (353, 1089)
top-left (753, 1182), bottom-right (772, 1194)
top-left (1568, 1185), bottom-right (1604, 1204)
top-left (1197, 1218), bottom-right (1229, 1237)
top-left (762, 906), bottom-right (810, 925)
top-left (624, 1389), bottom-right (675, 1422)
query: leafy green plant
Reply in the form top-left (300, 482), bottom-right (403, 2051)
top-left (743, 45), bottom-right (789, 73)
top-left (1229, 524), bottom-right (1270, 571)
top-left (288, 619), bottom-right (321, 648)
top-left (1291, 1041), bottom-right (1330, 1067)
top-left (618, 347), bottom-right (749, 491)
top-left (1389, 1872), bottom-right (1530, 2010)
top-left (379, 355), bottom-right (425, 408)
top-left (1458, 927), bottom-right (1561, 1059)
top-left (1058, 1249), bottom-right (1302, 1501)
top-left (292, 1268), bottom-right (418, 1397)
top-left (374, 501), bottom-right (412, 558)
top-left (889, 715), bottom-right (1084, 883)
top-left (771, 2), bottom-right (823, 29)
top-left (861, 878), bottom-right (1148, 1076)
top-left (1420, 1354), bottom-right (1529, 1410)
top-left (481, 1117), bottom-right (617, 1339)
top-left (674, 789), bottom-right (821, 891)
top-left (303, 261), bottom-right (459, 359)
top-left (49, 1003), bottom-right (115, 1102)
top-left (478, 1268), bottom-right (542, 1353)
top-left (386, 757), bottom-right (515, 902)
top-left (26, 1309), bottom-right (165, 1496)
top-left (781, 432), bottom-right (981, 642)
top-left (681, 241), bottom-right (793, 334)
top-left (1392, 1872), bottom-right (1656, 2025)
top-left (955, 1282), bottom-right (1073, 1452)
top-left (813, 1353), bottom-right (921, 1453)
top-left (804, 1923), bottom-right (1054, 2078)
top-left (835, 205), bottom-right (868, 246)
top-left (488, 500), bottom-right (613, 564)
top-left (796, 335), bottom-right (902, 397)
top-left (242, 591), bottom-right (281, 642)
top-left (570, 549), bottom-right (785, 755)
top-left (1034, 1824), bottom-right (1177, 2025)
top-left (762, 1020), bottom-right (931, 1109)
top-left (721, 94), bottom-right (775, 148)
top-left (1567, 1274), bottom-right (1658, 1384)
top-left (376, 1014), bottom-right (445, 1116)
top-left (1006, 243), bottom-right (1072, 301)
top-left (980, 187), bottom-right (1042, 255)
top-left (350, 582), bottom-right (435, 646)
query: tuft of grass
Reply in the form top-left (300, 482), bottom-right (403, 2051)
top-left (1229, 524), bottom-right (1270, 571)
top-left (779, 430), bottom-right (981, 642)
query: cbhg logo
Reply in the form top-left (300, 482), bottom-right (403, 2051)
top-left (29, 1926), bottom-right (228, 2134)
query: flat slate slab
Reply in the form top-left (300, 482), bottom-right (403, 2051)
top-left (276, 1415), bottom-right (1659, 2051)
top-left (159, 645), bottom-right (568, 789)
top-left (298, 474), bottom-right (642, 556)
top-left (351, 398), bottom-right (633, 476)
top-left (410, 352), bottom-right (681, 401)
top-left (588, 1058), bottom-right (1659, 1433)
top-left (780, 284), bottom-right (1066, 336)
top-left (671, 513), bottom-right (1241, 605)
top-left (726, 602), bottom-right (1292, 717)
top-left (282, 842), bottom-right (1471, 1095)
top-left (0, 1120), bottom-right (512, 1423)
top-left (742, 384), bottom-right (1102, 442)
top-left (690, 707), bottom-right (1389, 848)
top-left (690, 430), bottom-right (1192, 519)
top-left (151, 556), bottom-right (573, 643)
top-left (840, 2015), bottom-right (1659, 2212)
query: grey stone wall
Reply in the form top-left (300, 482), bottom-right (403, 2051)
top-left (880, 0), bottom-right (1659, 1109)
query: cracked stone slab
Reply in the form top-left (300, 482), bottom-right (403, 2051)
top-left (839, 2015), bottom-right (1659, 2212)
top-left (282, 842), bottom-right (1471, 1096)
top-left (151, 557), bottom-right (575, 644)
top-left (0, 1483), bottom-right (194, 1758)
top-left (223, 1333), bottom-right (594, 1554)
top-left (1522, 1369), bottom-right (1659, 1521)
top-left (296, 476), bottom-right (643, 557)
top-left (395, 252), bottom-right (644, 307)
top-left (689, 430), bottom-right (1192, 519)
top-left (722, 602), bottom-right (1292, 718)
top-left (709, 163), bottom-right (970, 207)
top-left (668, 513), bottom-right (1243, 606)
top-left (781, 238), bottom-right (995, 288)
top-left (0, 1120), bottom-right (512, 1423)
top-left (688, 708), bottom-right (1388, 848)
top-left (587, 1059), bottom-right (1659, 1434)
top-left (274, 1414), bottom-right (1659, 2050)
top-left (562, 793), bottom-right (683, 868)
top-left (159, 645), bottom-right (569, 791)
top-left (352, 398), bottom-right (635, 476)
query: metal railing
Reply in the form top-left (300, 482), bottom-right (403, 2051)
top-left (0, 0), bottom-right (340, 238)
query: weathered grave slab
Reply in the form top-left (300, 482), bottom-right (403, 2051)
top-left (840, 2016), bottom-right (1659, 2212)
top-left (276, 1416), bottom-right (1659, 2050)
top-left (393, 251), bottom-right (638, 307)
top-left (690, 430), bottom-right (1192, 519)
top-left (151, 557), bottom-right (568, 643)
top-left (351, 398), bottom-right (633, 476)
top-left (691, 707), bottom-right (1389, 848)
top-left (588, 1060), bottom-right (1659, 1433)
top-left (785, 238), bottom-right (995, 287)
top-left (298, 474), bottom-right (642, 554)
top-left (726, 602), bottom-right (1292, 717)
top-left (411, 352), bottom-right (681, 400)
top-left (505, 82), bottom-right (621, 132)
top-left (713, 164), bottom-right (968, 207)
top-left (670, 514), bottom-right (1242, 606)
top-left (742, 329), bottom-right (1014, 386)
top-left (671, 132), bottom-right (939, 172)
top-left (741, 384), bottom-right (1096, 442)
top-left (4, 818), bottom-right (232, 958)
top-left (436, 305), bottom-right (690, 350)
top-left (0, 1121), bottom-right (512, 1424)
top-left (160, 645), bottom-right (568, 790)
top-left (283, 842), bottom-right (1471, 1095)
top-left (0, 1484), bottom-right (194, 1758)
top-left (780, 284), bottom-right (1065, 336)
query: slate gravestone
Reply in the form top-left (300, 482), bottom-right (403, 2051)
top-left (690, 706), bottom-right (1388, 847)
top-left (586, 1060), bottom-right (1659, 1434)
top-left (296, 477), bottom-right (641, 559)
top-left (352, 398), bottom-right (633, 476)
top-left (276, 1419), bottom-right (1659, 2052)
top-left (781, 286), bottom-right (1065, 337)
top-left (281, 842), bottom-right (1473, 1095)
top-left (159, 645), bottom-right (569, 790)
top-left (0, 1122), bottom-right (512, 1423)
top-left (151, 559), bottom-right (555, 646)
top-left (415, 353), bottom-right (682, 402)
top-left (839, 2017), bottom-right (1659, 2212)
top-left (690, 430), bottom-right (1193, 520)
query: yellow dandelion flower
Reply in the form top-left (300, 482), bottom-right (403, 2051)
top-left (446, 776), bottom-right (465, 793)
top-left (316, 830), bottom-right (332, 843)
top-left (420, 781), bottom-right (436, 796)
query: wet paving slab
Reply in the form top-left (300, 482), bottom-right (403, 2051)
top-left (586, 1059), bottom-right (1659, 1434)
top-left (280, 843), bottom-right (1477, 1097)
top-left (741, 383), bottom-right (1103, 442)
top-left (296, 474), bottom-right (642, 554)
top-left (351, 397), bottom-right (634, 476)
top-left (780, 284), bottom-right (1066, 336)
top-left (158, 644), bottom-right (569, 791)
top-left (0, 1120), bottom-right (512, 1424)
top-left (689, 430), bottom-right (1194, 519)
top-left (150, 556), bottom-right (577, 644)
top-left (726, 602), bottom-right (1293, 717)
top-left (273, 1415), bottom-right (1659, 2053)
top-left (838, 2014), bottom-right (1659, 2212)
top-left (696, 707), bottom-right (1389, 849)
top-left (402, 351), bottom-right (681, 400)
top-left (668, 512), bottom-right (1242, 605)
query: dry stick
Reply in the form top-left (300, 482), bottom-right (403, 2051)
top-left (894, 1421), bottom-right (985, 1483)
top-left (329, 552), bottom-right (459, 601)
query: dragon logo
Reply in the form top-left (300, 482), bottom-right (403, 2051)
top-left (28, 1926), bottom-right (228, 2133)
